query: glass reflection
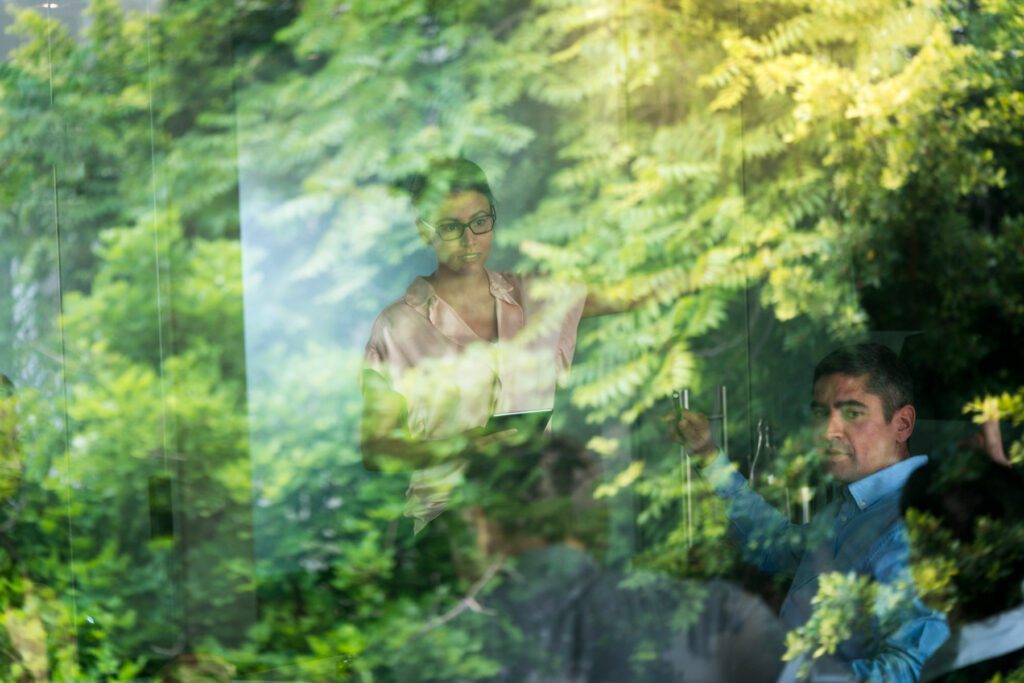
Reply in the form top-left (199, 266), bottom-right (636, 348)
top-left (1, 0), bottom-right (1022, 680)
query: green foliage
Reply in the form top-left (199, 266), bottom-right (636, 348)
top-left (906, 504), bottom-right (1024, 620)
top-left (784, 572), bottom-right (875, 662)
top-left (965, 388), bottom-right (1024, 465)
top-left (2, 0), bottom-right (1023, 677)
top-left (991, 664), bottom-right (1024, 683)
top-left (783, 570), bottom-right (925, 673)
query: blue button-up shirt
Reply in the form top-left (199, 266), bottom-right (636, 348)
top-left (704, 454), bottom-right (949, 682)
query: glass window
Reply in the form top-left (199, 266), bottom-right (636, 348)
top-left (2, 1), bottom-right (1021, 681)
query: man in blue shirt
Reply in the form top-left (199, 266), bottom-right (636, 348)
top-left (668, 343), bottom-right (949, 682)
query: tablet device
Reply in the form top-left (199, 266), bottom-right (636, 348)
top-left (483, 409), bottom-right (553, 438)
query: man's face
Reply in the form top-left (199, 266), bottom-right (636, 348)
top-left (810, 373), bottom-right (914, 483)
top-left (420, 190), bottom-right (494, 274)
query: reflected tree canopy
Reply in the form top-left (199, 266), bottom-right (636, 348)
top-left (1, 0), bottom-right (1023, 680)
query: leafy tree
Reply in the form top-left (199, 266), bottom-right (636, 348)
top-left (2, 0), bottom-right (1023, 678)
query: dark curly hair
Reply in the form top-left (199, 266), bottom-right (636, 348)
top-left (405, 158), bottom-right (495, 217)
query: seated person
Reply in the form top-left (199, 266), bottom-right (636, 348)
top-left (668, 343), bottom-right (949, 682)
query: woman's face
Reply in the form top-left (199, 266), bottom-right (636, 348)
top-left (420, 190), bottom-right (494, 274)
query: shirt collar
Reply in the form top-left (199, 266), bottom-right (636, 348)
top-left (402, 276), bottom-right (435, 308)
top-left (846, 454), bottom-right (928, 510)
top-left (485, 270), bottom-right (519, 306)
top-left (403, 269), bottom-right (519, 309)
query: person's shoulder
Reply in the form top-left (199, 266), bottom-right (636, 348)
top-left (371, 278), bottom-right (434, 326)
top-left (364, 297), bottom-right (427, 373)
top-left (372, 297), bottom-right (417, 325)
top-left (491, 271), bottom-right (568, 304)
top-left (367, 297), bottom-right (429, 347)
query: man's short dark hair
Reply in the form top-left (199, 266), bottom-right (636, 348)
top-left (813, 343), bottom-right (913, 421)
top-left (405, 158), bottom-right (495, 216)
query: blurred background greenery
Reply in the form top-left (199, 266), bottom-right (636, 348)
top-left (1, 0), bottom-right (1022, 679)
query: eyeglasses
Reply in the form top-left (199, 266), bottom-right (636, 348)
top-left (421, 210), bottom-right (496, 241)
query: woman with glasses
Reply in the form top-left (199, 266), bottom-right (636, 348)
top-left (358, 182), bottom-right (789, 680)
top-left (360, 158), bottom-right (592, 533)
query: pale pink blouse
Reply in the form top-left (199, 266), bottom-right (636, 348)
top-left (363, 270), bottom-right (586, 531)
top-left (364, 270), bottom-right (586, 438)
